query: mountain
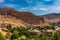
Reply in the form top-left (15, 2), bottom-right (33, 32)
top-left (0, 8), bottom-right (45, 27)
top-left (40, 13), bottom-right (60, 26)
top-left (41, 13), bottom-right (60, 20)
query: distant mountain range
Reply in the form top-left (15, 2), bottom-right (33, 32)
top-left (41, 13), bottom-right (60, 20)
top-left (40, 13), bottom-right (60, 26)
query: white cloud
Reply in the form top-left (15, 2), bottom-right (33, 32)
top-left (0, 0), bottom-right (4, 2)
top-left (18, 0), bottom-right (60, 13)
top-left (44, 0), bottom-right (51, 1)
top-left (18, 2), bottom-right (48, 11)
top-left (31, 0), bottom-right (60, 13)
top-left (45, 0), bottom-right (60, 13)
top-left (47, 6), bottom-right (60, 13)
top-left (3, 4), bottom-right (17, 8)
top-left (30, 7), bottom-right (48, 11)
top-left (18, 7), bottom-right (31, 11)
top-left (26, 0), bottom-right (33, 3)
top-left (29, 2), bottom-right (48, 11)
top-left (40, 8), bottom-right (48, 11)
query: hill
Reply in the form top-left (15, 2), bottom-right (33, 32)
top-left (0, 8), bottom-right (45, 27)
top-left (40, 13), bottom-right (60, 26)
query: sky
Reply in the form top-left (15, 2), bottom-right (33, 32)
top-left (0, 0), bottom-right (60, 15)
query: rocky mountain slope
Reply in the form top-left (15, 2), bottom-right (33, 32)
top-left (0, 15), bottom-right (29, 27)
top-left (0, 8), bottom-right (45, 27)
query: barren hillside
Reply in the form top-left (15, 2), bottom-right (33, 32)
top-left (0, 8), bottom-right (45, 27)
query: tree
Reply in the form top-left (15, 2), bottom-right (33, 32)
top-left (6, 24), bottom-right (12, 32)
top-left (11, 31), bottom-right (19, 40)
top-left (54, 31), bottom-right (60, 40)
top-left (34, 35), bottom-right (40, 40)
top-left (18, 35), bottom-right (26, 40)
top-left (40, 34), bottom-right (53, 40)
top-left (0, 32), bottom-right (4, 40)
top-left (5, 32), bottom-right (11, 39)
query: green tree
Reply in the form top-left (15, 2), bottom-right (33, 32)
top-left (54, 31), bottom-right (60, 40)
top-left (0, 32), bottom-right (4, 40)
top-left (6, 24), bottom-right (12, 32)
top-left (40, 34), bottom-right (53, 40)
top-left (11, 31), bottom-right (19, 40)
top-left (34, 35), bottom-right (41, 40)
top-left (5, 32), bottom-right (11, 39)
